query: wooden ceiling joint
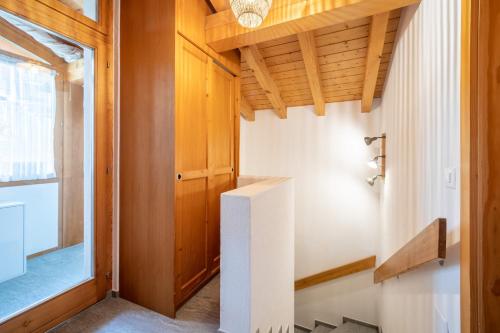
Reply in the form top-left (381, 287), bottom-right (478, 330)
top-left (240, 45), bottom-right (287, 119)
top-left (297, 31), bottom-right (325, 116)
top-left (361, 12), bottom-right (390, 113)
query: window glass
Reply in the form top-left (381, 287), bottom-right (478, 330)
top-left (57, 0), bottom-right (98, 21)
top-left (0, 58), bottom-right (57, 182)
top-left (0, 10), bottom-right (95, 323)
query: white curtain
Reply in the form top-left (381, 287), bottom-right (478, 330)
top-left (0, 56), bottom-right (57, 182)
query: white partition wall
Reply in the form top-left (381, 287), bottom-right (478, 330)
top-left (220, 177), bottom-right (295, 333)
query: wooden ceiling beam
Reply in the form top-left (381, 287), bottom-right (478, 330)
top-left (0, 17), bottom-right (65, 66)
top-left (240, 95), bottom-right (255, 121)
top-left (208, 0), bottom-right (229, 12)
top-left (240, 45), bottom-right (287, 119)
top-left (361, 12), bottom-right (390, 113)
top-left (297, 31), bottom-right (325, 116)
top-left (206, 0), bottom-right (419, 52)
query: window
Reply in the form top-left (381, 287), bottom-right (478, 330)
top-left (0, 55), bottom-right (57, 182)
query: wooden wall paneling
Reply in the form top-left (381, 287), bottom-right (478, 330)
top-left (205, 0), bottom-right (418, 52)
top-left (54, 75), bottom-right (64, 250)
top-left (461, 0), bottom-right (500, 331)
top-left (174, 36), bottom-right (210, 307)
top-left (480, 0), bottom-right (500, 329)
top-left (119, 0), bottom-right (175, 318)
top-left (234, 76), bottom-right (241, 178)
top-left (461, 0), bottom-right (479, 331)
top-left (62, 81), bottom-right (85, 247)
top-left (176, 0), bottom-right (241, 76)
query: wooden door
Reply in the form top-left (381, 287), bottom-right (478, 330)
top-left (207, 61), bottom-right (236, 273)
top-left (175, 37), bottom-right (210, 306)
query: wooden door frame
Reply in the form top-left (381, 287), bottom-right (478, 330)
top-left (461, 0), bottom-right (500, 331)
top-left (0, 0), bottom-right (113, 331)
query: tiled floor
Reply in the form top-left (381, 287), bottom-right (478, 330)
top-left (50, 275), bottom-right (220, 333)
top-left (0, 244), bottom-right (86, 321)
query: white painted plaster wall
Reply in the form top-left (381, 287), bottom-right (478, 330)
top-left (240, 102), bottom-right (381, 328)
top-left (0, 183), bottom-right (58, 255)
top-left (220, 177), bottom-right (295, 333)
top-left (377, 1), bottom-right (461, 332)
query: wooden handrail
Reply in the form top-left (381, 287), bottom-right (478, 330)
top-left (374, 218), bottom-right (447, 283)
top-left (295, 256), bottom-right (376, 291)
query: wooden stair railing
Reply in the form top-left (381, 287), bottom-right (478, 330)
top-left (295, 256), bottom-right (376, 291)
top-left (374, 218), bottom-right (447, 283)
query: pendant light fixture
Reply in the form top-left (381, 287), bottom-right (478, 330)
top-left (230, 0), bottom-right (272, 28)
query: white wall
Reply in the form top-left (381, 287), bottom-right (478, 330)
top-left (220, 177), bottom-right (295, 333)
top-left (377, 0), bottom-right (461, 332)
top-left (240, 102), bottom-right (381, 328)
top-left (0, 183), bottom-right (58, 256)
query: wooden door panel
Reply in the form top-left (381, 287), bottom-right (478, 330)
top-left (177, 178), bottom-right (208, 293)
top-left (175, 37), bottom-right (210, 306)
top-left (210, 64), bottom-right (234, 170)
top-left (208, 173), bottom-right (233, 272)
top-left (207, 61), bottom-right (236, 272)
top-left (176, 38), bottom-right (208, 173)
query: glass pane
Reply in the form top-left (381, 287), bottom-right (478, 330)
top-left (0, 10), bottom-right (95, 322)
top-left (58, 0), bottom-right (98, 21)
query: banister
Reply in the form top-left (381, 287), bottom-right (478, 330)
top-left (374, 218), bottom-right (447, 283)
top-left (295, 256), bottom-right (377, 291)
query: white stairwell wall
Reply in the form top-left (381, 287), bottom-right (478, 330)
top-left (377, 1), bottom-right (461, 332)
top-left (220, 177), bottom-right (295, 333)
top-left (240, 103), bottom-right (381, 328)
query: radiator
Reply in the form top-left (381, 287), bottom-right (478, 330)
top-left (0, 201), bottom-right (26, 284)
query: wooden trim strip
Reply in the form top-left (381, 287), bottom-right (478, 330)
top-left (374, 218), bottom-right (447, 284)
top-left (181, 169), bottom-right (209, 181)
top-left (0, 177), bottom-right (59, 188)
top-left (295, 256), bottom-right (376, 291)
top-left (27, 246), bottom-right (59, 260)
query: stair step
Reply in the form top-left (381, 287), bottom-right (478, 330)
top-left (311, 325), bottom-right (334, 333)
top-left (334, 322), bottom-right (378, 333)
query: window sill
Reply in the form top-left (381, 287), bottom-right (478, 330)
top-left (0, 178), bottom-right (59, 188)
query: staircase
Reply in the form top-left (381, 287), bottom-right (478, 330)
top-left (295, 317), bottom-right (379, 333)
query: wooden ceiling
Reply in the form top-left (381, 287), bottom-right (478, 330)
top-left (206, 0), bottom-right (418, 119)
top-left (240, 10), bottom-right (401, 115)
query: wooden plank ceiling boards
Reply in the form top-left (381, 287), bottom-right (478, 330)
top-left (239, 9), bottom-right (401, 113)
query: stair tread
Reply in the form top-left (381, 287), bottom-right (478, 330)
top-left (334, 322), bottom-right (378, 333)
top-left (311, 325), bottom-right (334, 333)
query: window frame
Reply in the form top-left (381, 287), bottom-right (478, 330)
top-left (0, 0), bottom-right (113, 330)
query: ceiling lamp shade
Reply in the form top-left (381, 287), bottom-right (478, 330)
top-left (230, 0), bottom-right (272, 28)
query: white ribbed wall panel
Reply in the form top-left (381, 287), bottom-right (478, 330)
top-left (378, 0), bottom-right (461, 332)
